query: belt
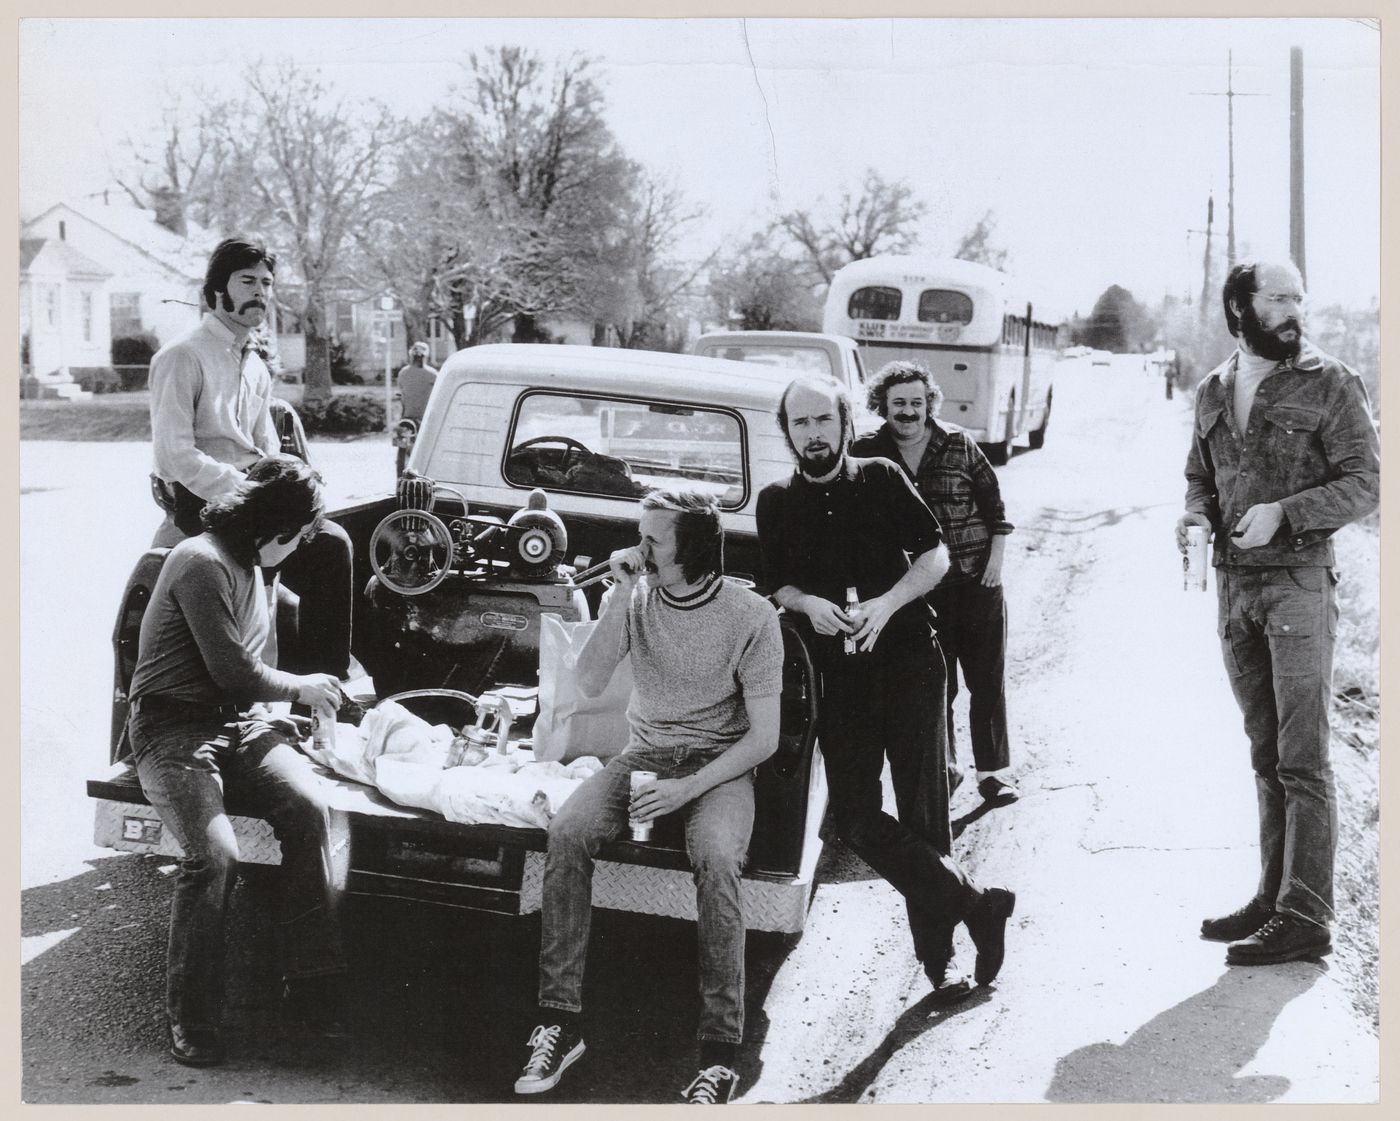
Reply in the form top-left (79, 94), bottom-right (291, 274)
top-left (130, 694), bottom-right (242, 722)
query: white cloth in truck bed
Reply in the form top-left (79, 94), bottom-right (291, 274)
top-left (301, 700), bottom-right (603, 829)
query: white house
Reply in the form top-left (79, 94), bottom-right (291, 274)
top-left (20, 199), bottom-right (219, 394)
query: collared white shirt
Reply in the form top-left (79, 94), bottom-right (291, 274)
top-left (149, 314), bottom-right (279, 501)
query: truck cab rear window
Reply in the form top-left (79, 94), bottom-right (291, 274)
top-left (504, 392), bottom-right (747, 508)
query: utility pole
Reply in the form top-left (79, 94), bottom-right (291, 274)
top-left (1193, 51), bottom-right (1266, 271)
top-left (1187, 194), bottom-right (1215, 322)
top-left (1290, 46), bottom-right (1307, 287)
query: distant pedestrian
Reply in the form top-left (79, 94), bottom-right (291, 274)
top-left (395, 341), bottom-right (438, 476)
top-left (1179, 259), bottom-right (1379, 966)
top-left (853, 361), bottom-right (1019, 806)
top-left (757, 375), bottom-right (1016, 1005)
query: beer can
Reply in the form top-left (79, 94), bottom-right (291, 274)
top-left (1183, 525), bottom-right (1209, 592)
top-left (629, 770), bottom-right (658, 842)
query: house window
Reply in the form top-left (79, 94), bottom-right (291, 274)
top-left (335, 300), bottom-right (355, 340)
top-left (110, 292), bottom-right (142, 338)
top-left (80, 291), bottom-right (93, 343)
top-left (44, 286), bottom-right (59, 328)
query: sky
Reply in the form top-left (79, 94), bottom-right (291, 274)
top-left (18, 17), bottom-right (1381, 319)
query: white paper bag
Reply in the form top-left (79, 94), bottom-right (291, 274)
top-left (532, 613), bottom-right (633, 762)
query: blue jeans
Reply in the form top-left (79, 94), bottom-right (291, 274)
top-left (538, 748), bottom-right (755, 1044)
top-left (129, 707), bottom-right (348, 1031)
top-left (1217, 566), bottom-right (1339, 927)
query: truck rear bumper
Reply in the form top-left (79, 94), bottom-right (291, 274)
top-left (90, 757), bottom-right (826, 934)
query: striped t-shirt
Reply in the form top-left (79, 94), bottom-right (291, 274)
top-left (618, 575), bottom-right (783, 756)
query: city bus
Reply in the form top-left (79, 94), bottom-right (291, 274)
top-left (822, 256), bottom-right (1061, 464)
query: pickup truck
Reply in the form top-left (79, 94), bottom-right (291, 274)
top-left (692, 330), bottom-right (868, 398)
top-left (89, 344), bottom-right (827, 934)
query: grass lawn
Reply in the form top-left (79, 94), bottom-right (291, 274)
top-left (20, 384), bottom-right (389, 442)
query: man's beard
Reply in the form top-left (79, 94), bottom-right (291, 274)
top-left (797, 442), bottom-right (843, 477)
top-left (1240, 302), bottom-right (1302, 362)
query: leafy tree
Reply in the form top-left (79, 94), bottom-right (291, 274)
top-left (777, 168), bottom-right (927, 285)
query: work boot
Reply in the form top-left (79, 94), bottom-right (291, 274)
top-left (977, 775), bottom-right (1020, 806)
top-left (965, 887), bottom-right (1016, 986)
top-left (1200, 897), bottom-right (1274, 943)
top-left (1226, 914), bottom-right (1332, 966)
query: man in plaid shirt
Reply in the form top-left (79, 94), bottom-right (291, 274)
top-left (853, 361), bottom-right (1019, 806)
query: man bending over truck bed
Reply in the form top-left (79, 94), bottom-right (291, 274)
top-left (514, 488), bottom-right (784, 1105)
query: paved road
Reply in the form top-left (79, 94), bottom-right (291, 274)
top-left (20, 363), bottom-right (1379, 1103)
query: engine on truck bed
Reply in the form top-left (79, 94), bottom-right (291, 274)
top-left (359, 474), bottom-right (588, 698)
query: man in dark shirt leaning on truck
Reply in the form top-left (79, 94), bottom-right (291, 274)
top-left (514, 488), bottom-right (784, 1105)
top-left (1179, 259), bottom-right (1379, 966)
top-left (756, 375), bottom-right (1016, 1007)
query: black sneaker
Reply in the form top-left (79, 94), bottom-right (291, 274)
top-left (1226, 914), bottom-right (1332, 966)
top-left (965, 887), bottom-right (1016, 986)
top-left (681, 1064), bottom-right (739, 1104)
top-left (1200, 897), bottom-right (1274, 943)
top-left (514, 1023), bottom-right (585, 1095)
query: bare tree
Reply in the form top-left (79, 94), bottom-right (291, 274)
top-left (112, 88), bottom-right (225, 236)
top-left (597, 171), bottom-right (714, 350)
top-left (777, 169), bottom-right (927, 285)
top-left (952, 209), bottom-right (1010, 271)
top-left (395, 47), bottom-right (636, 346)
top-left (707, 230), bottom-right (821, 332)
top-left (188, 59), bottom-right (402, 404)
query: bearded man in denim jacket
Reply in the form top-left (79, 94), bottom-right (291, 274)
top-left (1177, 259), bottom-right (1379, 966)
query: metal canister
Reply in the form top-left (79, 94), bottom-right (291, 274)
top-left (311, 703), bottom-right (336, 752)
top-left (1183, 525), bottom-right (1210, 591)
top-left (629, 770), bottom-right (658, 842)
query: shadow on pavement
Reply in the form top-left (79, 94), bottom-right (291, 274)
top-left (23, 853), bottom-right (799, 1104)
top-left (794, 986), bottom-right (999, 1104)
top-left (1044, 964), bottom-right (1323, 1103)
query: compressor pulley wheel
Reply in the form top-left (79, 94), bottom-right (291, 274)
top-left (370, 508), bottom-right (456, 596)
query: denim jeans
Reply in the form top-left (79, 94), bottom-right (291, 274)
top-left (129, 707), bottom-right (348, 1031)
top-left (929, 580), bottom-right (1011, 773)
top-left (538, 748), bottom-right (755, 1044)
top-left (1217, 566), bottom-right (1339, 927)
top-left (815, 635), bottom-right (979, 971)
